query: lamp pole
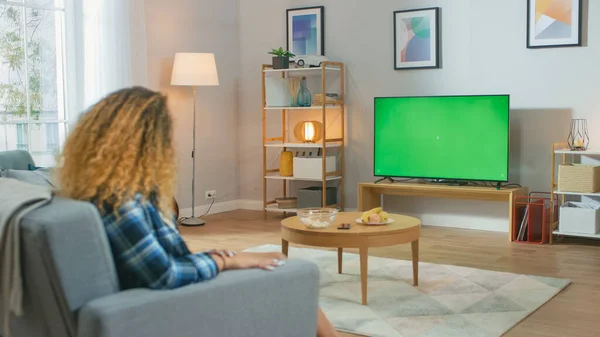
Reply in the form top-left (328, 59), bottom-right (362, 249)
top-left (180, 86), bottom-right (205, 226)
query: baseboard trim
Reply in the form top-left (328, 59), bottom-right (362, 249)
top-left (179, 199), bottom-right (264, 218)
top-left (236, 201), bottom-right (357, 212)
top-left (181, 201), bottom-right (507, 233)
top-left (179, 199), bottom-right (241, 218)
top-left (237, 199), bottom-right (264, 211)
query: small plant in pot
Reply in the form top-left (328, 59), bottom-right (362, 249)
top-left (269, 47), bottom-right (295, 69)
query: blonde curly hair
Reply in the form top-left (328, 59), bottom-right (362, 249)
top-left (58, 86), bottom-right (176, 217)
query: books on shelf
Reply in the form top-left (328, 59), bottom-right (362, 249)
top-left (275, 197), bottom-right (297, 209)
top-left (313, 93), bottom-right (340, 105)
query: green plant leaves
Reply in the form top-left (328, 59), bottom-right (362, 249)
top-left (268, 47), bottom-right (294, 58)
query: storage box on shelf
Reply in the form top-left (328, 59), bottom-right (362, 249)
top-left (265, 78), bottom-right (292, 107)
top-left (298, 187), bottom-right (337, 209)
top-left (558, 164), bottom-right (600, 193)
top-left (293, 156), bottom-right (336, 179)
top-left (559, 202), bottom-right (600, 235)
top-left (550, 142), bottom-right (600, 242)
top-left (261, 62), bottom-right (345, 215)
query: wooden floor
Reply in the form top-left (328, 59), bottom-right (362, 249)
top-left (180, 210), bottom-right (600, 337)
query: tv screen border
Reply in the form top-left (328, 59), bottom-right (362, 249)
top-left (373, 94), bottom-right (511, 183)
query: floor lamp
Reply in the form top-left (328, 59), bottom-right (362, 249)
top-left (171, 53), bottom-right (220, 226)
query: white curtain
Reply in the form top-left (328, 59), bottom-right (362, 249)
top-left (67, 0), bottom-right (148, 115)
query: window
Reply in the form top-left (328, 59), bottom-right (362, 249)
top-left (16, 123), bottom-right (26, 150)
top-left (0, 0), bottom-right (67, 166)
top-left (45, 121), bottom-right (58, 151)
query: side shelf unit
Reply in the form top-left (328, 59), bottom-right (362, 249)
top-left (262, 62), bottom-right (345, 215)
top-left (550, 142), bottom-right (600, 243)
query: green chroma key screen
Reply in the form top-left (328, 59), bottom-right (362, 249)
top-left (374, 95), bottom-right (509, 181)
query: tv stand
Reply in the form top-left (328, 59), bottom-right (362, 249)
top-left (358, 181), bottom-right (528, 241)
top-left (374, 177), bottom-right (399, 184)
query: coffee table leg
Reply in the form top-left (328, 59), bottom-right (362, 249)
top-left (411, 239), bottom-right (419, 286)
top-left (337, 248), bottom-right (343, 274)
top-left (282, 239), bottom-right (289, 257)
top-left (360, 246), bottom-right (368, 305)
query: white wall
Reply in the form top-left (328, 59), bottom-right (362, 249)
top-left (145, 0), bottom-right (240, 211)
top-left (238, 0), bottom-right (600, 231)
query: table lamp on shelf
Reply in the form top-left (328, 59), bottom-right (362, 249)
top-left (171, 52), bottom-right (219, 226)
top-left (294, 121), bottom-right (324, 143)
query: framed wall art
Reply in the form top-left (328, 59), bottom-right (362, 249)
top-left (527, 0), bottom-right (582, 48)
top-left (287, 6), bottom-right (325, 56)
top-left (394, 7), bottom-right (440, 70)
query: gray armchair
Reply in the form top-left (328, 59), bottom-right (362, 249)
top-left (0, 150), bottom-right (35, 171)
top-left (1, 151), bottom-right (320, 337)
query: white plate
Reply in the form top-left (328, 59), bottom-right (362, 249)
top-left (355, 218), bottom-right (394, 226)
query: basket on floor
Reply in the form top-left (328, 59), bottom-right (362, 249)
top-left (513, 192), bottom-right (556, 244)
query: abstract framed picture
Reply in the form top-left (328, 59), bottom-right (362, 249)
top-left (287, 6), bottom-right (325, 56)
top-left (527, 0), bottom-right (582, 48)
top-left (394, 7), bottom-right (440, 70)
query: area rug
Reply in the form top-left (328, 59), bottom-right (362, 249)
top-left (245, 245), bottom-right (570, 337)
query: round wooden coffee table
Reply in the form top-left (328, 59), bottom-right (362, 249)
top-left (281, 212), bottom-right (421, 305)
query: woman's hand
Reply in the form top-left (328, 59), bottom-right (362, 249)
top-left (206, 249), bottom-right (236, 258)
top-left (225, 252), bottom-right (287, 271)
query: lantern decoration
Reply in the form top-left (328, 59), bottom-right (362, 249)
top-left (294, 121), bottom-right (324, 143)
top-left (567, 119), bottom-right (589, 151)
top-left (280, 151), bottom-right (294, 176)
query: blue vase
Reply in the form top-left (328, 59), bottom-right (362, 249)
top-left (296, 78), bottom-right (312, 107)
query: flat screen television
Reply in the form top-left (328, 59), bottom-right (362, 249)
top-left (374, 95), bottom-right (510, 182)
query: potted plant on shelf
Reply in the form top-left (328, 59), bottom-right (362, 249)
top-left (269, 47), bottom-right (295, 69)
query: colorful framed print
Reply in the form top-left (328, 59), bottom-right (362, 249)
top-left (394, 7), bottom-right (440, 70)
top-left (527, 0), bottom-right (582, 48)
top-left (287, 6), bottom-right (325, 56)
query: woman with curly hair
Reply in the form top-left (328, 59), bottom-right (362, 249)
top-left (58, 87), bottom-right (337, 337)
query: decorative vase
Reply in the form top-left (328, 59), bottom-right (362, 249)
top-left (280, 151), bottom-right (294, 176)
top-left (272, 56), bottom-right (290, 69)
top-left (296, 77), bottom-right (312, 107)
top-left (567, 119), bottom-right (589, 151)
top-left (289, 78), bottom-right (301, 107)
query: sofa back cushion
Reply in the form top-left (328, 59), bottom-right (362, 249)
top-left (0, 150), bottom-right (35, 170)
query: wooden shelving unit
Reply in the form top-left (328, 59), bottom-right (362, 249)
top-left (261, 62), bottom-right (345, 215)
top-left (550, 142), bottom-right (600, 243)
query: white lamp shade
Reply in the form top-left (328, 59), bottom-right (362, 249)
top-left (171, 53), bottom-right (219, 86)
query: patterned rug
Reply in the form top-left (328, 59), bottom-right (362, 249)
top-left (246, 245), bottom-right (570, 337)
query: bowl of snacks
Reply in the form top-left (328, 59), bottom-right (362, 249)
top-left (297, 208), bottom-right (339, 229)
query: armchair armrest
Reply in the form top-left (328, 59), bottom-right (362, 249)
top-left (77, 260), bottom-right (319, 337)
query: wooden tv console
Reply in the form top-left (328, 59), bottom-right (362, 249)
top-left (358, 182), bottom-right (528, 241)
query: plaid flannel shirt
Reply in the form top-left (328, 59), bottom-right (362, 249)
top-left (100, 195), bottom-right (219, 290)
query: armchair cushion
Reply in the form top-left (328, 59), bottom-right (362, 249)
top-left (78, 260), bottom-right (319, 337)
top-left (0, 169), bottom-right (57, 187)
top-left (19, 197), bottom-right (120, 337)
